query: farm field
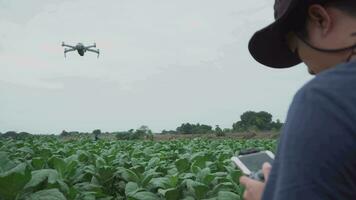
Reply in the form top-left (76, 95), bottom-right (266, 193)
top-left (0, 137), bottom-right (277, 200)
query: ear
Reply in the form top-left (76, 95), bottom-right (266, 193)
top-left (307, 5), bottom-right (332, 36)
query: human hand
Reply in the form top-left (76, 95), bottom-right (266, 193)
top-left (239, 162), bottom-right (272, 200)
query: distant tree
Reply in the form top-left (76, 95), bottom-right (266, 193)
top-left (232, 121), bottom-right (247, 132)
top-left (177, 123), bottom-right (212, 134)
top-left (116, 128), bottom-right (146, 140)
top-left (93, 129), bottom-right (101, 141)
top-left (270, 119), bottom-right (284, 131)
top-left (60, 130), bottom-right (70, 137)
top-left (115, 131), bottom-right (131, 140)
top-left (2, 131), bottom-right (18, 138)
top-left (0, 131), bottom-right (30, 139)
top-left (215, 125), bottom-right (225, 137)
top-left (115, 126), bottom-right (154, 140)
top-left (137, 125), bottom-right (152, 134)
top-left (194, 124), bottom-right (213, 134)
top-left (177, 123), bottom-right (194, 134)
top-left (69, 131), bottom-right (80, 135)
top-left (255, 111), bottom-right (273, 130)
top-left (17, 132), bottom-right (31, 139)
top-left (233, 111), bottom-right (283, 132)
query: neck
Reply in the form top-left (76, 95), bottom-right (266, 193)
top-left (350, 55), bottom-right (356, 62)
top-left (347, 46), bottom-right (356, 62)
top-left (296, 33), bottom-right (356, 53)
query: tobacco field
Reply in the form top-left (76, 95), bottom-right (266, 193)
top-left (0, 137), bottom-right (276, 200)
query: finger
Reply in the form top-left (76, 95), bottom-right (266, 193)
top-left (239, 176), bottom-right (250, 186)
top-left (262, 162), bottom-right (272, 182)
top-left (243, 190), bottom-right (248, 200)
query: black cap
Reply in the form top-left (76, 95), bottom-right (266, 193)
top-left (249, 0), bottom-right (305, 68)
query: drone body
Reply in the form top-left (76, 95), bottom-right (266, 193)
top-left (62, 42), bottom-right (100, 58)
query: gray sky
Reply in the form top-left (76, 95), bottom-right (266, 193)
top-left (0, 0), bottom-right (312, 134)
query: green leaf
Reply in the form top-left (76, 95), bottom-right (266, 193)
top-left (0, 151), bottom-right (16, 173)
top-left (211, 182), bottom-right (234, 196)
top-left (18, 146), bottom-right (34, 155)
top-left (77, 150), bottom-right (90, 163)
top-left (191, 156), bottom-right (208, 170)
top-left (158, 187), bottom-right (180, 200)
top-left (217, 191), bottom-right (240, 200)
top-left (180, 173), bottom-right (195, 180)
top-left (146, 157), bottom-right (160, 169)
top-left (128, 191), bottom-right (159, 200)
top-left (31, 157), bottom-right (46, 170)
top-left (181, 196), bottom-right (195, 200)
top-left (169, 174), bottom-right (179, 187)
top-left (57, 180), bottom-right (69, 195)
top-left (65, 160), bottom-right (78, 178)
top-left (175, 158), bottom-right (190, 173)
top-left (95, 156), bottom-right (106, 168)
top-left (141, 169), bottom-right (161, 187)
top-left (0, 163), bottom-right (31, 200)
top-left (116, 167), bottom-right (140, 183)
top-left (227, 169), bottom-right (242, 185)
top-left (197, 168), bottom-right (214, 185)
top-left (25, 169), bottom-right (59, 189)
top-left (26, 188), bottom-right (66, 200)
top-left (48, 156), bottom-right (66, 177)
top-left (186, 179), bottom-right (209, 200)
top-left (141, 173), bottom-right (156, 188)
top-left (39, 148), bottom-right (52, 159)
top-left (97, 166), bottom-right (115, 184)
top-left (149, 177), bottom-right (171, 189)
top-left (74, 182), bottom-right (103, 193)
top-left (125, 182), bottom-right (139, 196)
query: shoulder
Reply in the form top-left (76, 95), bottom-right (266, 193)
top-left (308, 61), bottom-right (356, 91)
top-left (293, 61), bottom-right (356, 110)
top-left (283, 61), bottom-right (356, 138)
top-left (266, 62), bottom-right (356, 200)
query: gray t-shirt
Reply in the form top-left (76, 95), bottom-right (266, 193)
top-left (262, 61), bottom-right (356, 200)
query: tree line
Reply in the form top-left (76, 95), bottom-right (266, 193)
top-left (0, 111), bottom-right (283, 140)
top-left (162, 111), bottom-right (283, 135)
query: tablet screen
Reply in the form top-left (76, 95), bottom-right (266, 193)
top-left (239, 152), bottom-right (274, 172)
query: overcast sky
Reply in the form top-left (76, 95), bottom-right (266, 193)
top-left (0, 0), bottom-right (312, 134)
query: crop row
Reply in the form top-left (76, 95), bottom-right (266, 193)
top-left (0, 137), bottom-right (276, 200)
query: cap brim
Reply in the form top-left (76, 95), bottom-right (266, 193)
top-left (248, 20), bottom-right (301, 68)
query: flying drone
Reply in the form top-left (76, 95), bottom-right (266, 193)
top-left (61, 42), bottom-right (100, 58)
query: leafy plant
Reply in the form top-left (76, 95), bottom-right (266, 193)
top-left (0, 137), bottom-right (276, 199)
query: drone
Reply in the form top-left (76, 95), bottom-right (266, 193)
top-left (61, 42), bottom-right (100, 58)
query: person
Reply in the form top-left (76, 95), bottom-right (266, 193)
top-left (239, 0), bottom-right (356, 199)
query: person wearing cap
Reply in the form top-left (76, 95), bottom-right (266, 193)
top-left (239, 0), bottom-right (356, 200)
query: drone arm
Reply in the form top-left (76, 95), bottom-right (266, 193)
top-left (86, 48), bottom-right (100, 58)
top-left (85, 43), bottom-right (96, 49)
top-left (62, 42), bottom-right (76, 49)
top-left (63, 44), bottom-right (76, 49)
top-left (64, 48), bottom-right (76, 58)
top-left (64, 48), bottom-right (76, 53)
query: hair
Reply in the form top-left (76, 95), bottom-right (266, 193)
top-left (326, 1), bottom-right (356, 17)
top-left (284, 0), bottom-right (356, 38)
